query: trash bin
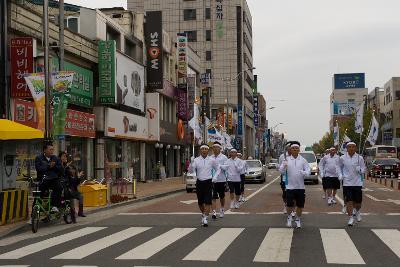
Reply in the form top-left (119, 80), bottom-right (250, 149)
top-left (79, 184), bottom-right (108, 207)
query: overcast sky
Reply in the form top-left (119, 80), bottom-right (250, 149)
top-left (66, 0), bottom-right (400, 145)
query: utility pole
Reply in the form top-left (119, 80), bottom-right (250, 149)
top-left (0, 0), bottom-right (9, 119)
top-left (43, 0), bottom-right (51, 141)
top-left (59, 0), bottom-right (65, 151)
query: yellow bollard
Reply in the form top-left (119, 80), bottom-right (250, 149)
top-left (133, 177), bottom-right (137, 199)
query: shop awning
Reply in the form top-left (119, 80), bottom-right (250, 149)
top-left (0, 119), bottom-right (44, 140)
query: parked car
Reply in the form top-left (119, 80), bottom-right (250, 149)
top-left (267, 158), bottom-right (279, 169)
top-left (245, 160), bottom-right (266, 183)
top-left (185, 172), bottom-right (197, 193)
top-left (299, 152), bottom-right (319, 184)
top-left (369, 158), bottom-right (400, 178)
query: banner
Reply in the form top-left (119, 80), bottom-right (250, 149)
top-left (177, 89), bottom-right (188, 121)
top-left (23, 73), bottom-right (45, 131)
top-left (145, 11), bottom-right (163, 90)
top-left (51, 71), bottom-right (74, 137)
top-left (177, 33), bottom-right (188, 89)
top-left (366, 116), bottom-right (379, 145)
top-left (201, 88), bottom-right (210, 119)
top-left (216, 0), bottom-right (224, 39)
top-left (253, 75), bottom-right (259, 127)
top-left (11, 37), bottom-right (35, 98)
top-left (340, 134), bottom-right (351, 153)
top-left (228, 111), bottom-right (233, 131)
top-left (355, 103), bottom-right (364, 134)
top-left (333, 123), bottom-right (339, 146)
top-left (237, 105), bottom-right (243, 135)
top-left (98, 40), bottom-right (117, 104)
top-left (146, 93), bottom-right (160, 141)
top-left (208, 128), bottom-right (225, 147)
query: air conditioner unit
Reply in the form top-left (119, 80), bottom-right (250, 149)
top-left (65, 16), bottom-right (80, 33)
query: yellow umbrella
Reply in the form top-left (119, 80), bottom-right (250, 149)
top-left (0, 119), bottom-right (44, 140)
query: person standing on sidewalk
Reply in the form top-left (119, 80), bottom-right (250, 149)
top-left (221, 149), bottom-right (245, 209)
top-left (337, 142), bottom-right (366, 226)
top-left (210, 141), bottom-right (228, 219)
top-left (237, 152), bottom-right (247, 202)
top-left (279, 142), bottom-right (310, 228)
top-left (189, 144), bottom-right (221, 227)
top-left (319, 147), bottom-right (340, 205)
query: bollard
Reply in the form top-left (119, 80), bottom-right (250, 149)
top-left (133, 177), bottom-right (137, 199)
top-left (390, 179), bottom-right (394, 188)
top-left (384, 177), bottom-right (387, 186)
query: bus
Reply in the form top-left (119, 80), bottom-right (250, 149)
top-left (364, 145), bottom-right (398, 169)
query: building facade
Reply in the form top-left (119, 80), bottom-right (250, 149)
top-left (381, 77), bottom-right (400, 146)
top-left (127, 0), bottom-right (256, 157)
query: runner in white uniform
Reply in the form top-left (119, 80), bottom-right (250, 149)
top-left (279, 142), bottom-right (292, 214)
top-left (210, 141), bottom-right (228, 219)
top-left (188, 144), bottom-right (221, 227)
top-left (319, 147), bottom-right (340, 205)
top-left (321, 149), bottom-right (330, 199)
top-left (279, 142), bottom-right (311, 228)
top-left (337, 142), bottom-right (366, 226)
top-left (237, 153), bottom-right (247, 202)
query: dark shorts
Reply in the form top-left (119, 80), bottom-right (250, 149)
top-left (228, 181), bottom-right (241, 196)
top-left (323, 177), bottom-right (340, 189)
top-left (196, 179), bottom-right (213, 205)
top-left (343, 186), bottom-right (362, 204)
top-left (212, 182), bottom-right (226, 200)
top-left (286, 189), bottom-right (306, 208)
top-left (240, 174), bottom-right (245, 193)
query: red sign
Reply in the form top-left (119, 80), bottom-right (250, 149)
top-left (11, 37), bottom-right (34, 98)
top-left (13, 99), bottom-right (96, 138)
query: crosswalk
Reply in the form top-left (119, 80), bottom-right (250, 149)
top-left (0, 226), bottom-right (399, 265)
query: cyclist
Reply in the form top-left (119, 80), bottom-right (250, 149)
top-left (35, 143), bottom-right (63, 212)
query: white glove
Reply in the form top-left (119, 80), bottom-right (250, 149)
top-left (355, 166), bottom-right (362, 173)
top-left (282, 160), bottom-right (288, 169)
top-left (300, 170), bottom-right (307, 176)
top-left (212, 177), bottom-right (217, 183)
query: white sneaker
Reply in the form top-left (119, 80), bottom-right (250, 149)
top-left (238, 196), bottom-right (243, 202)
top-left (322, 193), bottom-right (326, 199)
top-left (212, 210), bottom-right (217, 220)
top-left (327, 197), bottom-right (332, 205)
top-left (356, 211), bottom-right (362, 222)
top-left (286, 216), bottom-right (293, 228)
top-left (283, 206), bottom-right (287, 214)
top-left (342, 205), bottom-right (347, 214)
top-left (295, 218), bottom-right (301, 228)
top-left (219, 208), bottom-right (224, 218)
top-left (241, 196), bottom-right (247, 202)
top-left (230, 201), bottom-right (235, 209)
top-left (331, 198), bottom-right (337, 204)
top-left (202, 216), bottom-right (208, 227)
top-left (348, 216), bottom-right (355, 226)
top-left (291, 211), bottom-right (296, 218)
top-left (352, 208), bottom-right (357, 216)
top-left (51, 207), bottom-right (59, 213)
top-left (234, 202), bottom-right (240, 209)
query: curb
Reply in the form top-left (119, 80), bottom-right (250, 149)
top-left (0, 187), bottom-right (185, 239)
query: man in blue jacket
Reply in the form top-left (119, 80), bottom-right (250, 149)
top-left (35, 143), bottom-right (63, 211)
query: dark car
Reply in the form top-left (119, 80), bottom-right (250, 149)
top-left (369, 158), bottom-right (400, 178)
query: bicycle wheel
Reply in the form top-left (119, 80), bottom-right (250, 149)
top-left (63, 201), bottom-right (73, 224)
top-left (31, 206), bottom-right (40, 233)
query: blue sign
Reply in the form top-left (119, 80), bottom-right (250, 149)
top-left (334, 73), bottom-right (365, 89)
top-left (332, 101), bottom-right (357, 115)
top-left (237, 105), bottom-right (243, 135)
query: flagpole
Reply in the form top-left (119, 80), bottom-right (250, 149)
top-left (361, 113), bottom-right (374, 155)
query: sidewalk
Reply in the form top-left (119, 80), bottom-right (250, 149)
top-left (366, 174), bottom-right (400, 190)
top-left (0, 176), bottom-right (185, 238)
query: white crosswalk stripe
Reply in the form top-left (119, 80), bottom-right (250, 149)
top-left (183, 228), bottom-right (244, 261)
top-left (253, 228), bottom-right (293, 263)
top-left (0, 227), bottom-right (105, 260)
top-left (320, 229), bottom-right (365, 264)
top-left (116, 228), bottom-right (195, 260)
top-left (372, 229), bottom-right (400, 258)
top-left (52, 227), bottom-right (150, 259)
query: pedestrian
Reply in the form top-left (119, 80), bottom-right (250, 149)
top-left (279, 141), bottom-right (310, 228)
top-left (321, 149), bottom-right (330, 200)
top-left (319, 147), bottom-right (340, 205)
top-left (221, 149), bottom-right (245, 210)
top-left (64, 161), bottom-right (87, 219)
top-left (188, 144), bottom-right (221, 227)
top-left (237, 152), bottom-right (247, 202)
top-left (210, 141), bottom-right (228, 219)
top-left (338, 142), bottom-right (366, 226)
top-left (279, 142), bottom-right (292, 214)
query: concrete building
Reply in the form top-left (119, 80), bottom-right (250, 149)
top-left (381, 77), bottom-right (400, 146)
top-left (330, 73), bottom-right (368, 129)
top-left (128, 0), bottom-right (256, 157)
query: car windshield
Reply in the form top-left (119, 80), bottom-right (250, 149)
top-left (374, 159), bottom-right (400, 165)
top-left (246, 161), bottom-right (261, 168)
top-left (300, 153), bottom-right (317, 163)
top-left (377, 147), bottom-right (396, 153)
top-left (270, 159), bottom-right (278, 163)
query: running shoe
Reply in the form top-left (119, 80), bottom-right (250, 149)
top-left (239, 196), bottom-right (243, 202)
top-left (212, 210), bottom-right (217, 220)
top-left (342, 205), bottom-right (347, 214)
top-left (356, 211), bottom-right (362, 222)
top-left (331, 198), bottom-right (337, 204)
top-left (295, 218), bottom-right (301, 228)
top-left (328, 197), bottom-right (332, 206)
top-left (286, 216), bottom-right (293, 228)
top-left (291, 211), bottom-right (296, 218)
top-left (230, 201), bottom-right (235, 209)
top-left (234, 202), bottom-right (240, 209)
top-left (51, 207), bottom-right (59, 213)
top-left (347, 216), bottom-right (355, 226)
top-left (219, 208), bottom-right (224, 218)
top-left (352, 208), bottom-right (357, 216)
top-left (322, 193), bottom-right (326, 199)
top-left (202, 216), bottom-right (208, 227)
top-left (241, 197), bottom-right (247, 202)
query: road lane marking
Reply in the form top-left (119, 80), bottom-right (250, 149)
top-left (0, 227), bottom-right (105, 259)
top-left (119, 212), bottom-right (200, 215)
top-left (320, 229), bottom-right (365, 264)
top-left (365, 194), bottom-right (400, 205)
top-left (116, 228), bottom-right (195, 260)
top-left (52, 227), bottom-right (150, 259)
top-left (183, 228), bottom-right (244, 261)
top-left (179, 200), bottom-right (198, 205)
top-left (372, 229), bottom-right (400, 258)
top-left (253, 228), bottom-right (293, 263)
top-left (386, 213), bottom-right (400, 216)
top-left (245, 175), bottom-right (281, 201)
top-left (0, 265), bottom-right (30, 267)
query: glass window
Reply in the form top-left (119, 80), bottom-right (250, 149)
top-left (205, 8), bottom-right (211, 19)
top-left (206, 50), bottom-right (212, 61)
top-left (206, 30), bottom-right (211, 41)
top-left (300, 153), bottom-right (317, 163)
top-left (127, 142), bottom-right (141, 179)
top-left (184, 9), bottom-right (196, 20)
top-left (377, 146), bottom-right (396, 153)
top-left (184, 31), bottom-right (197, 42)
top-left (246, 160), bottom-right (262, 168)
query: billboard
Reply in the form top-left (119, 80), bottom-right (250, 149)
top-left (105, 108), bottom-right (148, 140)
top-left (145, 11), bottom-right (163, 90)
top-left (331, 101), bottom-right (357, 116)
top-left (98, 40), bottom-right (117, 104)
top-left (11, 37), bottom-right (35, 98)
top-left (334, 73), bottom-right (365, 89)
top-left (116, 52), bottom-right (145, 112)
top-left (177, 33), bottom-right (188, 89)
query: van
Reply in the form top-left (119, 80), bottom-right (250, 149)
top-left (299, 152), bottom-right (319, 184)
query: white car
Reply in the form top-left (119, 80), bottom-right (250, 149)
top-left (245, 160), bottom-right (266, 183)
top-left (185, 172), bottom-right (196, 193)
top-left (300, 152), bottom-right (319, 184)
top-left (267, 158), bottom-right (279, 169)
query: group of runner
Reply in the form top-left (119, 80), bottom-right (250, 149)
top-left (190, 140), bottom-right (366, 228)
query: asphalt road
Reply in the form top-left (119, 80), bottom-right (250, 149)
top-left (0, 169), bottom-right (399, 267)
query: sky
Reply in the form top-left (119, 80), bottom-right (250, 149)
top-left (66, 0), bottom-right (400, 146)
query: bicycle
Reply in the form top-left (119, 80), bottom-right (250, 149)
top-left (28, 176), bottom-right (74, 233)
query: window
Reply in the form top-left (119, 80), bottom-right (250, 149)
top-left (184, 9), bottom-right (196, 20)
top-left (124, 39), bottom-right (136, 59)
top-left (396, 90), bottom-right (400, 100)
top-left (184, 30), bottom-right (197, 42)
top-left (206, 68), bottom-right (212, 78)
top-left (205, 8), bottom-right (211, 19)
top-left (106, 25), bottom-right (121, 50)
top-left (206, 51), bottom-right (212, 61)
top-left (206, 30), bottom-right (211, 41)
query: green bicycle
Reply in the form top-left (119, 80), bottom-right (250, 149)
top-left (28, 176), bottom-right (74, 233)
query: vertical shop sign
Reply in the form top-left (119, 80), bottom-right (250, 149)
top-left (237, 105), bottom-right (243, 135)
top-left (253, 75), bottom-right (259, 127)
top-left (216, 0), bottom-right (224, 39)
top-left (145, 11), bottom-right (163, 90)
top-left (98, 40), bottom-right (116, 104)
top-left (177, 33), bottom-right (188, 90)
top-left (11, 37), bottom-right (35, 98)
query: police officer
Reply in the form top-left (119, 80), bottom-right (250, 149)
top-left (210, 141), bottom-right (228, 219)
top-left (189, 144), bottom-right (221, 227)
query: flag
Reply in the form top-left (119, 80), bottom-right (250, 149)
top-left (333, 123), bottom-right (339, 146)
top-left (366, 116), bottom-right (379, 145)
top-left (340, 134), bottom-right (351, 153)
top-left (355, 103), bottom-right (364, 134)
